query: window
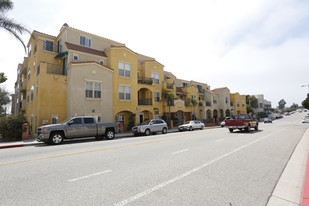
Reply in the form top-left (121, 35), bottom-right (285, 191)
top-left (34, 45), bottom-right (37, 54)
top-left (30, 85), bottom-right (34, 101)
top-left (119, 85), bottom-right (131, 100)
top-left (151, 73), bottom-right (160, 84)
top-left (242, 100), bottom-right (245, 107)
top-left (28, 44), bottom-right (32, 57)
top-left (99, 60), bottom-right (104, 65)
top-left (237, 100), bottom-right (240, 107)
top-left (43, 40), bottom-right (54, 52)
top-left (155, 91), bottom-right (160, 102)
top-left (84, 118), bottom-right (95, 124)
top-left (33, 61), bottom-right (35, 70)
top-left (73, 54), bottom-right (79, 61)
top-left (85, 81), bottom-right (101, 99)
top-left (27, 68), bottom-right (31, 79)
top-left (226, 97), bottom-right (229, 104)
top-left (36, 80), bottom-right (38, 94)
top-left (231, 102), bottom-right (234, 107)
top-left (213, 96), bottom-right (217, 104)
top-left (118, 62), bottom-right (131, 77)
top-left (37, 65), bottom-right (40, 75)
top-left (182, 82), bottom-right (188, 87)
top-left (51, 115), bottom-right (58, 124)
top-left (80, 36), bottom-right (91, 47)
top-left (27, 89), bottom-right (29, 103)
top-left (71, 118), bottom-right (82, 124)
top-left (191, 95), bottom-right (196, 101)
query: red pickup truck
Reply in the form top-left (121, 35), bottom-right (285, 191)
top-left (225, 114), bottom-right (259, 133)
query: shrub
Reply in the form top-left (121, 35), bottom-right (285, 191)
top-left (0, 115), bottom-right (28, 141)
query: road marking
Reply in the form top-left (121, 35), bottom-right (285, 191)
top-left (114, 128), bottom-right (286, 206)
top-left (215, 139), bottom-right (224, 143)
top-left (0, 131), bottom-right (218, 168)
top-left (172, 149), bottom-right (189, 155)
top-left (68, 170), bottom-right (112, 182)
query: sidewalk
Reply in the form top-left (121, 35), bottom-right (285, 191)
top-left (267, 128), bottom-right (309, 206)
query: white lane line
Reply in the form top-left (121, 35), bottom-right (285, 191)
top-left (172, 149), bottom-right (190, 155)
top-left (68, 170), bottom-right (112, 182)
top-left (215, 139), bottom-right (224, 143)
top-left (114, 128), bottom-right (286, 206)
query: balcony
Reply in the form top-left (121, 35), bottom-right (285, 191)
top-left (19, 100), bottom-right (26, 111)
top-left (19, 81), bottom-right (26, 92)
top-left (198, 88), bottom-right (204, 94)
top-left (206, 101), bottom-right (211, 106)
top-left (138, 77), bottom-right (153, 85)
top-left (138, 98), bottom-right (152, 105)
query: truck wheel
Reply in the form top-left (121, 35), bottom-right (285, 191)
top-left (246, 125), bottom-right (251, 132)
top-left (200, 126), bottom-right (204, 130)
top-left (162, 128), bottom-right (167, 134)
top-left (229, 129), bottom-right (233, 133)
top-left (145, 129), bottom-right (150, 136)
top-left (105, 129), bottom-right (115, 140)
top-left (189, 126), bottom-right (193, 131)
top-left (49, 132), bottom-right (64, 145)
top-left (255, 124), bottom-right (259, 131)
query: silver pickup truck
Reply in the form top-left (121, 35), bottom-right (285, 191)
top-left (37, 116), bottom-right (120, 145)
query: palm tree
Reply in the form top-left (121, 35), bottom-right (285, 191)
top-left (163, 91), bottom-right (174, 121)
top-left (191, 99), bottom-right (198, 120)
top-left (0, 0), bottom-right (31, 52)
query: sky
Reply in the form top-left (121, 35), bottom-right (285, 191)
top-left (1, 0), bottom-right (309, 108)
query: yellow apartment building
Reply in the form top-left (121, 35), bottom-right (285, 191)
top-left (230, 92), bottom-right (247, 114)
top-left (13, 23), bottom-right (249, 136)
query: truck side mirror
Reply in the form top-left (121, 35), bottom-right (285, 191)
top-left (67, 121), bottom-right (74, 125)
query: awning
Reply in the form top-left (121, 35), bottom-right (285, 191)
top-left (54, 51), bottom-right (68, 58)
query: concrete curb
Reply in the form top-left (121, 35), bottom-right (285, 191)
top-left (267, 128), bottom-right (309, 206)
top-left (0, 126), bottom-right (221, 149)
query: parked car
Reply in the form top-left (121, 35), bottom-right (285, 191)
top-left (225, 114), bottom-right (259, 133)
top-left (264, 117), bottom-right (272, 123)
top-left (37, 116), bottom-right (120, 145)
top-left (132, 119), bottom-right (168, 136)
top-left (220, 117), bottom-right (231, 127)
top-left (285, 112), bottom-right (290, 116)
top-left (178, 120), bottom-right (205, 131)
top-left (302, 116), bottom-right (309, 123)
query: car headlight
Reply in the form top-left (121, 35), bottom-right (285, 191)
top-left (41, 127), bottom-right (48, 134)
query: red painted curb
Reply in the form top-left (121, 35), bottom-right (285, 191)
top-left (0, 144), bottom-right (23, 149)
top-left (301, 153), bottom-right (309, 206)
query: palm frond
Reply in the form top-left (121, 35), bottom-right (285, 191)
top-left (2, 24), bottom-right (27, 52)
top-left (0, 0), bottom-right (13, 13)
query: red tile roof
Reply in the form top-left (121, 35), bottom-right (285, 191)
top-left (65, 42), bottom-right (107, 57)
top-left (164, 71), bottom-right (176, 78)
top-left (212, 87), bottom-right (229, 91)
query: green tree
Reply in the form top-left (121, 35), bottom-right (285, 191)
top-left (191, 98), bottom-right (198, 120)
top-left (302, 94), bottom-right (309, 110)
top-left (246, 95), bottom-right (258, 114)
top-left (0, 115), bottom-right (27, 140)
top-left (0, 87), bottom-right (10, 116)
top-left (278, 99), bottom-right (286, 109)
top-left (290, 103), bottom-right (298, 111)
top-left (0, 72), bottom-right (7, 83)
top-left (0, 0), bottom-right (31, 52)
top-left (162, 91), bottom-right (174, 121)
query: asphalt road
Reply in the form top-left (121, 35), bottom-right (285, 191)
top-left (1, 112), bottom-right (308, 206)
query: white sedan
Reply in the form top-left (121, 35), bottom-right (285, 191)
top-left (178, 120), bottom-right (205, 131)
top-left (302, 116), bottom-right (309, 123)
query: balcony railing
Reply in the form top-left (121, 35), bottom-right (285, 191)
top-left (166, 83), bottom-right (174, 90)
top-left (138, 77), bottom-right (153, 85)
top-left (138, 98), bottom-right (152, 105)
top-left (206, 101), bottom-right (211, 106)
top-left (19, 100), bottom-right (26, 111)
top-left (45, 62), bottom-right (65, 75)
